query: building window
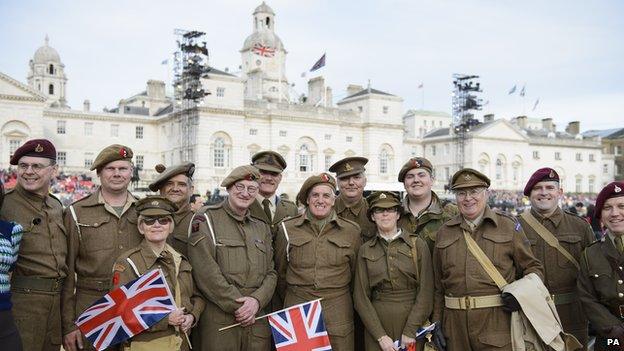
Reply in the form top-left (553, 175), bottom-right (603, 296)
top-left (603, 164), bottom-right (609, 174)
top-left (279, 130), bottom-right (287, 137)
top-left (615, 146), bottom-right (622, 155)
top-left (555, 152), bottom-right (561, 160)
top-left (135, 155), bottom-right (144, 169)
top-left (48, 64), bottom-right (54, 74)
top-left (346, 136), bottom-right (353, 143)
top-left (424, 120), bottom-right (427, 127)
top-left (249, 129), bottom-right (258, 136)
top-left (496, 159), bottom-right (503, 180)
top-left (575, 176), bottom-right (582, 193)
top-left (444, 167), bottom-right (450, 181)
top-left (617, 164), bottom-right (622, 176)
top-left (56, 151), bottom-right (66, 166)
top-left (213, 138), bottom-right (226, 168)
top-left (357, 106), bottom-right (363, 113)
top-left (135, 126), bottom-right (144, 139)
top-left (84, 153), bottom-right (94, 168)
top-left (84, 122), bottom-right (93, 136)
top-left (379, 149), bottom-right (389, 174)
top-left (575, 153), bottom-right (582, 161)
top-left (444, 143), bottom-right (450, 155)
top-left (532, 151), bottom-right (539, 159)
top-left (439, 121), bottom-right (443, 127)
top-left (57, 120), bottom-right (66, 134)
top-left (299, 144), bottom-right (311, 172)
top-left (269, 86), bottom-right (278, 92)
top-left (589, 154), bottom-right (595, 162)
top-left (216, 87), bottom-right (225, 97)
top-left (383, 106), bottom-right (389, 114)
top-left (588, 177), bottom-right (595, 193)
top-left (324, 154), bottom-right (332, 171)
top-left (9, 140), bottom-right (21, 158)
top-left (431, 145), bottom-right (436, 156)
top-left (111, 124), bottom-right (119, 137)
top-left (48, 84), bottom-right (54, 95)
top-left (324, 134), bottom-right (332, 141)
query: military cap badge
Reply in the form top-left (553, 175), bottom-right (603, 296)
top-left (616, 185), bottom-right (622, 193)
top-left (151, 200), bottom-right (159, 206)
top-left (464, 173), bottom-right (472, 181)
top-left (379, 193), bottom-right (387, 199)
top-left (35, 143), bottom-right (44, 153)
top-left (266, 155), bottom-right (275, 165)
top-left (411, 158), bottom-right (421, 168)
top-left (119, 147), bottom-right (128, 158)
top-left (244, 173), bottom-right (258, 181)
top-left (320, 173), bottom-right (330, 182)
top-left (344, 163), bottom-right (353, 171)
top-left (549, 170), bottom-right (555, 178)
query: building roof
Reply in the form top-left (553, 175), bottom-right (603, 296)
top-left (424, 128), bottom-right (450, 138)
top-left (154, 104), bottom-right (173, 116)
top-left (342, 88), bottom-right (395, 100)
top-left (33, 36), bottom-right (61, 64)
top-left (254, 2), bottom-right (275, 15)
top-left (207, 66), bottom-right (236, 77)
top-left (108, 105), bottom-right (150, 116)
top-left (404, 109), bottom-right (451, 118)
top-left (583, 128), bottom-right (624, 138)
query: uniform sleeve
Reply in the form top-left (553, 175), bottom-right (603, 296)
top-left (512, 225), bottom-right (544, 281)
top-left (403, 238), bottom-right (434, 337)
top-left (186, 214), bottom-right (244, 314)
top-left (350, 229), bottom-right (363, 282)
top-left (249, 224), bottom-right (278, 309)
top-left (179, 261), bottom-right (205, 327)
top-left (432, 245), bottom-right (444, 322)
top-left (581, 221), bottom-right (596, 249)
top-left (353, 246), bottom-right (387, 341)
top-left (577, 249), bottom-right (623, 334)
top-left (274, 223), bottom-right (289, 301)
top-left (61, 208), bottom-right (80, 334)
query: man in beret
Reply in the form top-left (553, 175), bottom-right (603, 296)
top-left (397, 157), bottom-right (458, 252)
top-left (62, 144), bottom-right (142, 351)
top-left (0, 138), bottom-right (67, 351)
top-left (274, 173), bottom-right (362, 351)
top-left (249, 151), bottom-right (297, 235)
top-left (187, 165), bottom-right (276, 350)
top-left (432, 168), bottom-right (543, 351)
top-left (578, 181), bottom-right (624, 350)
top-left (148, 162), bottom-right (196, 256)
top-left (519, 167), bottom-right (594, 349)
top-left (329, 156), bottom-right (376, 242)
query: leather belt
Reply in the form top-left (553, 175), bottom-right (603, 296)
top-left (76, 279), bottom-right (111, 292)
top-left (444, 294), bottom-right (503, 310)
top-left (11, 276), bottom-right (64, 293)
top-left (551, 291), bottom-right (577, 305)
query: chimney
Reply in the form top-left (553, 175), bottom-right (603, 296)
top-left (565, 121), bottom-right (580, 135)
top-left (147, 80), bottom-right (166, 100)
top-left (325, 87), bottom-right (333, 107)
top-left (515, 115), bottom-right (528, 129)
top-left (83, 99), bottom-right (90, 112)
top-left (346, 84), bottom-right (363, 97)
top-left (542, 118), bottom-right (554, 132)
top-left (483, 114), bottom-right (495, 123)
top-left (307, 77), bottom-right (325, 105)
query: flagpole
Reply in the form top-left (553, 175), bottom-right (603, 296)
top-left (421, 86), bottom-right (425, 110)
top-left (278, 51), bottom-right (282, 103)
top-left (217, 298), bottom-right (324, 332)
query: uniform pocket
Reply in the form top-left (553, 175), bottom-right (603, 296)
top-left (361, 251), bottom-right (386, 288)
top-left (397, 246), bottom-right (419, 283)
top-left (482, 231), bottom-right (513, 272)
top-left (479, 332), bottom-right (511, 348)
top-left (589, 269), bottom-right (615, 302)
top-left (288, 236), bottom-right (314, 267)
top-left (253, 240), bottom-right (269, 273)
top-left (557, 235), bottom-right (581, 269)
top-left (80, 216), bottom-right (113, 252)
top-left (327, 235), bottom-right (352, 266)
top-left (216, 238), bottom-right (246, 274)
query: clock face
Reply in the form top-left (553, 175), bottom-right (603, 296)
top-left (256, 60), bottom-right (262, 66)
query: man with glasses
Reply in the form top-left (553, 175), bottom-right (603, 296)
top-left (519, 168), bottom-right (593, 349)
top-left (62, 144), bottom-right (142, 351)
top-left (1, 139), bottom-right (67, 351)
top-left (397, 157), bottom-right (457, 252)
top-left (148, 162), bottom-right (196, 257)
top-left (249, 151), bottom-right (297, 235)
top-left (432, 168), bottom-right (543, 351)
top-left (187, 165), bottom-right (276, 350)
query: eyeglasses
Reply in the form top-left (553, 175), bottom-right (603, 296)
top-left (17, 162), bottom-right (52, 173)
top-left (373, 207), bottom-right (399, 214)
top-left (233, 183), bottom-right (259, 195)
top-left (455, 187), bottom-right (486, 199)
top-left (142, 217), bottom-right (172, 226)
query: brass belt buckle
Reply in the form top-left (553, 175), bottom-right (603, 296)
top-left (619, 305), bottom-right (624, 318)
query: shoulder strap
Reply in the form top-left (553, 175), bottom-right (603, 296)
top-left (410, 237), bottom-right (419, 282)
top-left (126, 257), bottom-right (141, 277)
top-left (281, 221), bottom-right (291, 262)
top-left (521, 211), bottom-right (580, 270)
top-left (463, 229), bottom-right (508, 290)
top-left (69, 205), bottom-right (82, 241)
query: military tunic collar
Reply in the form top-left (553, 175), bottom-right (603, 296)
top-left (447, 206), bottom-right (499, 228)
top-left (174, 203), bottom-right (192, 225)
top-left (222, 199), bottom-right (251, 223)
top-left (530, 206), bottom-right (563, 228)
top-left (293, 209), bottom-right (344, 228)
top-left (14, 183), bottom-right (52, 209)
top-left (138, 239), bottom-right (173, 269)
top-left (402, 191), bottom-right (443, 218)
top-left (335, 196), bottom-right (366, 216)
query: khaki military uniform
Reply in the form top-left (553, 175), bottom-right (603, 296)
top-left (399, 192), bottom-right (458, 253)
top-left (353, 231), bottom-right (433, 350)
top-left (249, 196), bottom-right (298, 236)
top-left (335, 196), bottom-right (377, 242)
top-left (0, 184), bottom-right (67, 351)
top-left (519, 207), bottom-right (594, 349)
top-left (578, 234), bottom-right (624, 351)
top-left (167, 203), bottom-right (194, 257)
top-left (274, 212), bottom-right (362, 351)
top-left (61, 189), bottom-right (142, 349)
top-left (432, 206), bottom-right (544, 351)
top-left (187, 200), bottom-right (276, 351)
top-left (112, 240), bottom-right (204, 351)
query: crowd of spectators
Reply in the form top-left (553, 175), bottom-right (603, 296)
top-left (2, 169), bottom-right (96, 206)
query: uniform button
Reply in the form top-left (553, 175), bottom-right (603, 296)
top-left (594, 274), bottom-right (599, 278)
top-left (118, 245), bottom-right (124, 249)
top-left (94, 223), bottom-right (98, 226)
top-left (619, 293), bottom-right (623, 298)
top-left (619, 280), bottom-right (623, 285)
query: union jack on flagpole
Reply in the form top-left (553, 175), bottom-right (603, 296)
top-left (253, 43), bottom-right (276, 57)
top-left (75, 269), bottom-right (176, 350)
top-left (268, 299), bottom-right (332, 351)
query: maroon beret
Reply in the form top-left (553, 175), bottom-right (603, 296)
top-left (523, 167), bottom-right (559, 196)
top-left (10, 139), bottom-right (56, 165)
top-left (595, 181), bottom-right (624, 220)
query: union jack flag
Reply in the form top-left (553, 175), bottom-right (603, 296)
top-left (253, 43), bottom-right (276, 57)
top-left (268, 299), bottom-right (332, 351)
top-left (75, 269), bottom-right (176, 351)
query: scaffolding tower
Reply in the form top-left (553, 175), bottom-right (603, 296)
top-left (452, 74), bottom-right (483, 171)
top-left (172, 29), bottom-right (210, 163)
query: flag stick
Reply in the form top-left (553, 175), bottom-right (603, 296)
top-left (218, 298), bottom-right (324, 332)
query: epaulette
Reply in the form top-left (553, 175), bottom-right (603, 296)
top-left (563, 209), bottom-right (588, 222)
top-left (4, 187), bottom-right (15, 195)
top-left (48, 193), bottom-right (63, 206)
top-left (337, 216), bottom-right (361, 229)
top-left (69, 192), bottom-right (94, 206)
top-left (494, 209), bottom-right (523, 232)
top-left (205, 202), bottom-right (223, 211)
top-left (587, 238), bottom-right (603, 247)
top-left (282, 213), bottom-right (304, 223)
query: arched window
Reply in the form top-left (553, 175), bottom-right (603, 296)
top-left (299, 144), bottom-right (311, 172)
top-left (49, 64), bottom-right (54, 74)
top-left (48, 84), bottom-right (54, 95)
top-left (214, 138), bottom-right (225, 167)
top-left (496, 159), bottom-right (503, 180)
top-left (379, 149), bottom-right (389, 174)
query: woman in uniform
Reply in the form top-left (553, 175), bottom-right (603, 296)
top-left (112, 196), bottom-right (203, 351)
top-left (353, 191), bottom-right (433, 351)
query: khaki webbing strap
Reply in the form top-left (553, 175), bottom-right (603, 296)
top-left (520, 211), bottom-right (580, 270)
top-left (281, 222), bottom-right (291, 262)
top-left (463, 229), bottom-right (508, 290)
top-left (69, 205), bottom-right (82, 241)
top-left (410, 237), bottom-right (419, 282)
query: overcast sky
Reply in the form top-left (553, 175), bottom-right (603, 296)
top-left (1, 0), bottom-right (622, 131)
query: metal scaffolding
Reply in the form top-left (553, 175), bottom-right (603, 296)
top-left (452, 74), bottom-right (483, 171)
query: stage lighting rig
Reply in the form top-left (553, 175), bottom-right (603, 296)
top-left (452, 73), bottom-right (484, 170)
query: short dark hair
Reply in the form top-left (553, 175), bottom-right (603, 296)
top-left (190, 194), bottom-right (202, 204)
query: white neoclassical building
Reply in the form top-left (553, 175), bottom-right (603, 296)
top-left (0, 2), bottom-right (613, 197)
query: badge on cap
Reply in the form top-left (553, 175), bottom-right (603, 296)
top-left (244, 173), bottom-right (258, 181)
top-left (266, 155), bottom-right (275, 165)
top-left (119, 148), bottom-right (128, 158)
top-left (320, 173), bottom-right (330, 182)
top-left (151, 200), bottom-right (159, 206)
top-left (344, 163), bottom-right (353, 171)
top-left (616, 185), bottom-right (622, 193)
top-left (464, 174), bottom-right (472, 181)
top-left (411, 159), bottom-right (421, 168)
top-left (35, 144), bottom-right (44, 153)
top-left (379, 193), bottom-right (387, 199)
top-left (549, 170), bottom-right (555, 178)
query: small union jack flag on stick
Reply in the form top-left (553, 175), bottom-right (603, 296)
top-left (268, 299), bottom-right (332, 351)
top-left (75, 269), bottom-right (176, 350)
top-left (253, 43), bottom-right (276, 57)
